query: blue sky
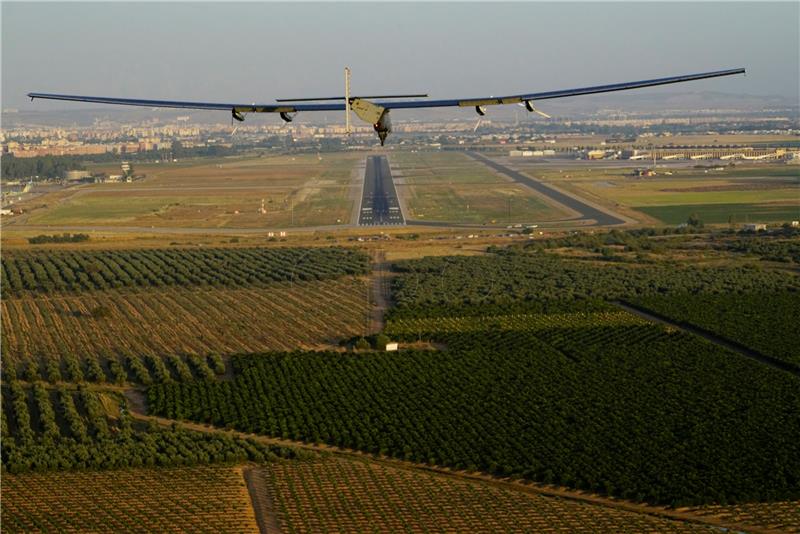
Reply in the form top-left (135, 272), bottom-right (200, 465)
top-left (2, 2), bottom-right (798, 111)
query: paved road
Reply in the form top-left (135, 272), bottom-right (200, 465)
top-left (467, 152), bottom-right (626, 226)
top-left (358, 156), bottom-right (405, 226)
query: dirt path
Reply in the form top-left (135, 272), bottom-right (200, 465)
top-left (615, 301), bottom-right (800, 378)
top-left (243, 467), bottom-right (282, 534)
top-left (118, 387), bottom-right (780, 534)
top-left (369, 249), bottom-right (391, 334)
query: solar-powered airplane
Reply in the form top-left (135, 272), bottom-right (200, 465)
top-left (29, 67), bottom-right (745, 146)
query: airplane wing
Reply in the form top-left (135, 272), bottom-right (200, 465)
top-left (27, 68), bottom-right (745, 114)
top-left (24, 93), bottom-right (345, 113)
top-left (377, 68), bottom-right (746, 110)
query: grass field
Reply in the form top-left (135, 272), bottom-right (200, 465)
top-left (520, 163), bottom-right (799, 225)
top-left (1, 466), bottom-right (259, 533)
top-left (259, 457), bottom-right (714, 533)
top-left (637, 203), bottom-right (800, 225)
top-left (392, 152), bottom-right (570, 224)
top-left (0, 277), bottom-right (369, 365)
top-left (22, 153), bottom-right (360, 228)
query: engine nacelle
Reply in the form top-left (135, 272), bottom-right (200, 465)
top-left (373, 110), bottom-right (392, 146)
top-left (280, 111), bottom-right (296, 123)
top-left (232, 109), bottom-right (246, 122)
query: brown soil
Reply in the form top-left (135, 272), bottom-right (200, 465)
top-left (243, 467), bottom-right (282, 534)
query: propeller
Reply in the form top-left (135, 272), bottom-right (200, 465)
top-left (521, 100), bottom-right (551, 119)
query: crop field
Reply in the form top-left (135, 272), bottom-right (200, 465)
top-left (0, 382), bottom-right (294, 473)
top-left (147, 246), bottom-right (800, 507)
top-left (1, 277), bottom-right (370, 368)
top-left (385, 310), bottom-right (648, 337)
top-left (1, 246), bottom-right (369, 295)
top-left (22, 153), bottom-right (361, 228)
top-left (148, 323), bottom-right (800, 506)
top-left (720, 235), bottom-right (800, 263)
top-left (1, 466), bottom-right (259, 533)
top-left (634, 291), bottom-right (800, 366)
top-left (684, 501), bottom-right (800, 533)
top-left (391, 152), bottom-right (569, 223)
top-left (389, 251), bottom-right (800, 314)
top-left (258, 457), bottom-right (714, 533)
top-left (517, 163), bottom-right (799, 225)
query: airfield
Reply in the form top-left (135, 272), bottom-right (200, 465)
top-left (3, 138), bottom-right (797, 244)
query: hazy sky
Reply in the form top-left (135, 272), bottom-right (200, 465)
top-left (2, 2), bottom-right (798, 112)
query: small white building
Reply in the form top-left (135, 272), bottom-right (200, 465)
top-left (744, 223), bottom-right (767, 231)
top-left (385, 342), bottom-right (399, 352)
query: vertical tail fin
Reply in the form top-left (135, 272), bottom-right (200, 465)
top-left (344, 66), bottom-right (351, 134)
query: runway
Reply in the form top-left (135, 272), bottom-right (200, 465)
top-left (358, 156), bottom-right (405, 226)
top-left (467, 152), bottom-right (626, 226)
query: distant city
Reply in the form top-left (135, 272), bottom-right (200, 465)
top-left (2, 103), bottom-right (798, 164)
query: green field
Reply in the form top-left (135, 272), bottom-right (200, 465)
top-left (636, 203), bottom-right (800, 225)
top-left (558, 175), bottom-right (798, 208)
top-left (393, 152), bottom-right (570, 224)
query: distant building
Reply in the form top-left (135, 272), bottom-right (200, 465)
top-left (65, 170), bottom-right (91, 181)
top-left (385, 342), bottom-right (399, 352)
top-left (744, 223), bottom-right (767, 231)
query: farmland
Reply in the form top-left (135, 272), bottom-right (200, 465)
top-left (0, 382), bottom-right (296, 473)
top-left (19, 153), bottom-right (361, 228)
top-left (258, 457), bottom-right (715, 533)
top-left (3, 184), bottom-right (800, 530)
top-left (684, 501), bottom-right (800, 533)
top-left (148, 322), bottom-right (800, 506)
top-left (1, 277), bottom-right (370, 370)
top-left (634, 291), bottom-right (800, 367)
top-left (1, 246), bottom-right (369, 294)
top-left (142, 242), bottom-right (800, 509)
top-left (389, 250), bottom-right (800, 315)
top-left (391, 152), bottom-right (570, 224)
top-left (2, 466), bottom-right (259, 533)
top-left (0, 246), bottom-right (371, 369)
